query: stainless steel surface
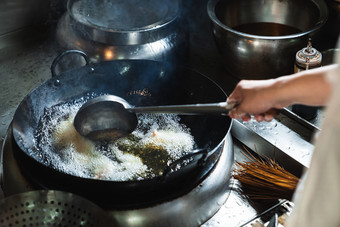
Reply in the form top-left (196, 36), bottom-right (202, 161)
top-left (244, 200), bottom-right (293, 227)
top-left (0, 190), bottom-right (114, 226)
top-left (74, 94), bottom-right (138, 141)
top-left (207, 0), bottom-right (328, 79)
top-left (231, 111), bottom-right (316, 177)
top-left (56, 0), bottom-right (186, 63)
top-left (66, 0), bottom-right (179, 45)
top-left (74, 94), bottom-right (235, 141)
top-left (267, 213), bottom-right (278, 227)
top-left (126, 102), bottom-right (236, 114)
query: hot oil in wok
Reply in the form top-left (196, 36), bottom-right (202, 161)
top-left (34, 95), bottom-right (195, 181)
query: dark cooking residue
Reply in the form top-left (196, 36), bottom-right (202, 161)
top-left (33, 94), bottom-right (196, 181)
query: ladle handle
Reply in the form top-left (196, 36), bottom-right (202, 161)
top-left (128, 102), bottom-right (236, 115)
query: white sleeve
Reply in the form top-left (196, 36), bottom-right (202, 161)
top-left (286, 42), bottom-right (340, 227)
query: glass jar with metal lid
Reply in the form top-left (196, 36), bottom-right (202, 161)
top-left (294, 38), bottom-right (322, 72)
top-left (292, 38), bottom-right (322, 120)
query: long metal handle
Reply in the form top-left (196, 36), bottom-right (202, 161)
top-left (127, 102), bottom-right (237, 115)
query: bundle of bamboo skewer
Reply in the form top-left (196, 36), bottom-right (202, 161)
top-left (233, 148), bottom-right (300, 201)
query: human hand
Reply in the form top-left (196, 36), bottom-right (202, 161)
top-left (227, 79), bottom-right (280, 122)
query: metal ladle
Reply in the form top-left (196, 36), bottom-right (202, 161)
top-left (73, 95), bottom-right (236, 141)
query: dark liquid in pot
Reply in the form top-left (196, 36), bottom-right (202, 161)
top-left (233, 22), bottom-right (302, 36)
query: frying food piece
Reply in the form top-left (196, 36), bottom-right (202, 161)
top-left (52, 114), bottom-right (95, 155)
top-left (51, 114), bottom-right (148, 180)
top-left (116, 128), bottom-right (195, 176)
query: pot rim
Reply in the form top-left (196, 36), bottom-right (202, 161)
top-left (207, 0), bottom-right (328, 40)
top-left (66, 0), bottom-right (180, 45)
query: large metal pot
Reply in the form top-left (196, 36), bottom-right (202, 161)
top-left (11, 51), bottom-right (233, 209)
top-left (208, 0), bottom-right (328, 79)
top-left (57, 0), bottom-right (187, 63)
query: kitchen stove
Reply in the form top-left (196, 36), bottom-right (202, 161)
top-left (1, 123), bottom-right (234, 226)
top-left (0, 119), bottom-right (298, 227)
top-left (0, 42), bottom-right (316, 227)
top-left (1, 0), bottom-right (338, 225)
top-left (0, 26), bottom-right (319, 227)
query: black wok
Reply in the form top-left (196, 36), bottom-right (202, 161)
top-left (12, 50), bottom-right (233, 209)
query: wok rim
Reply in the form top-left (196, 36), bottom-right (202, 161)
top-left (207, 0), bottom-right (328, 40)
top-left (12, 59), bottom-right (232, 185)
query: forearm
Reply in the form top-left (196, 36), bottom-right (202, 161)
top-left (228, 64), bottom-right (338, 121)
top-left (272, 64), bottom-right (337, 107)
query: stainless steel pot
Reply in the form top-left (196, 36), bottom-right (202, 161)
top-left (208, 0), bottom-right (328, 79)
top-left (57, 0), bottom-right (187, 63)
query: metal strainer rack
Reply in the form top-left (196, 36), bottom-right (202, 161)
top-left (0, 190), bottom-right (115, 227)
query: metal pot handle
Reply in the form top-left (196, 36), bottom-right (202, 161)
top-left (51, 50), bottom-right (91, 77)
top-left (160, 148), bottom-right (209, 180)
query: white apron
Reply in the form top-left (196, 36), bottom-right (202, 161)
top-left (287, 44), bottom-right (340, 227)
